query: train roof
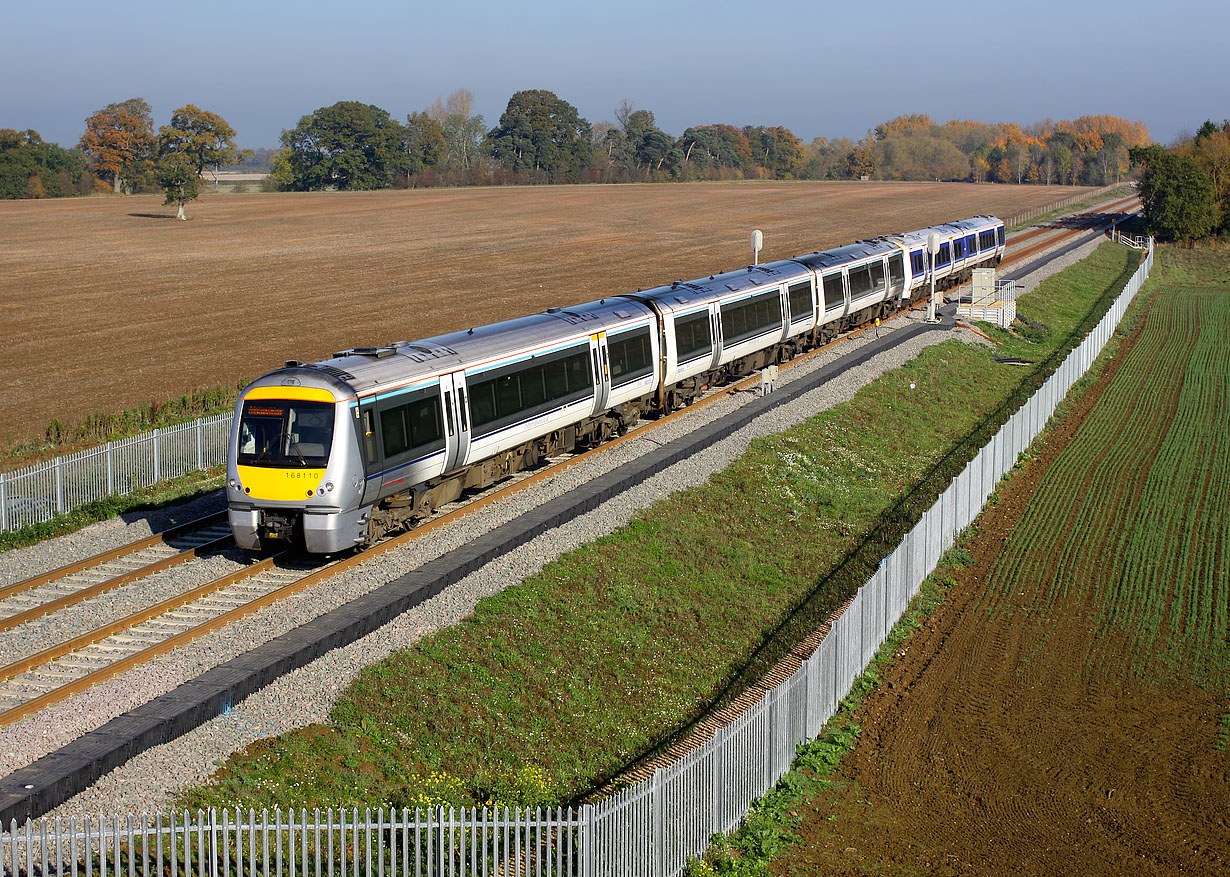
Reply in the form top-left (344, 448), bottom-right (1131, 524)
top-left (894, 215), bottom-right (1003, 248)
top-left (791, 237), bottom-right (902, 272)
top-left (625, 258), bottom-right (811, 313)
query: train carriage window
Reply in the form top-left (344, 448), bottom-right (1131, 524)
top-left (936, 243), bottom-right (951, 267)
top-left (888, 253), bottom-right (905, 292)
top-left (979, 230), bottom-right (995, 250)
top-left (469, 345), bottom-right (592, 438)
top-left (822, 273), bottom-right (844, 311)
top-left (868, 260), bottom-right (886, 292)
top-left (720, 290), bottom-right (783, 346)
top-left (238, 399), bottom-right (335, 468)
top-left (848, 264), bottom-right (874, 299)
top-left (910, 251), bottom-right (925, 277)
top-left (788, 281), bottom-right (812, 322)
top-left (675, 311), bottom-right (712, 363)
top-left (998, 226), bottom-right (1005, 246)
top-left (376, 390), bottom-right (445, 464)
top-left (607, 326), bottom-right (654, 386)
top-left (953, 238), bottom-right (965, 260)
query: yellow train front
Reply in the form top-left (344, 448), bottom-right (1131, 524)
top-left (226, 371), bottom-right (368, 553)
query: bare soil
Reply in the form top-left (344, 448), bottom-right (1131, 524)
top-left (0, 182), bottom-right (1080, 445)
top-left (772, 294), bottom-right (1230, 875)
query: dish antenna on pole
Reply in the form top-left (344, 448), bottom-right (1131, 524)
top-left (751, 230), bottom-right (763, 266)
top-left (926, 232), bottom-right (942, 323)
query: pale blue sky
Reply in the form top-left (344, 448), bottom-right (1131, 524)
top-left (3, 0), bottom-right (1225, 150)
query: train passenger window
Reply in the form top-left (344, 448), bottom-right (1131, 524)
top-left (607, 326), bottom-right (654, 387)
top-left (468, 345), bottom-right (592, 437)
top-left (998, 226), bottom-right (1005, 246)
top-left (868, 260), bottom-right (886, 292)
top-left (937, 243), bottom-right (951, 266)
top-left (822, 273), bottom-right (844, 311)
top-left (675, 311), bottom-right (712, 363)
top-left (888, 253), bottom-right (905, 292)
top-left (788, 281), bottom-right (812, 322)
top-left (377, 390), bottom-right (445, 463)
top-left (910, 251), bottom-right (924, 277)
top-left (954, 238), bottom-right (965, 259)
top-left (848, 264), bottom-right (874, 299)
top-left (720, 290), bottom-right (783, 346)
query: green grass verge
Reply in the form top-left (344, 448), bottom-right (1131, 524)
top-left (175, 242), bottom-right (1142, 814)
top-left (0, 470), bottom-right (224, 555)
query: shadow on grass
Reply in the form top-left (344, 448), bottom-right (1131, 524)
top-left (128, 213), bottom-right (177, 220)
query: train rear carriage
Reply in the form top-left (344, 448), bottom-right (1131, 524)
top-left (896, 215), bottom-right (1005, 298)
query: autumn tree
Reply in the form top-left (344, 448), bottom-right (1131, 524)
top-left (426, 89), bottom-right (486, 177)
top-left (1189, 121), bottom-right (1230, 231)
top-left (79, 98), bottom-right (156, 193)
top-left (158, 105), bottom-right (242, 179)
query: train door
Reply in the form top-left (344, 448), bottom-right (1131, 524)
top-left (439, 371), bottom-right (472, 472)
top-left (356, 398), bottom-right (382, 505)
top-left (591, 332), bottom-right (611, 410)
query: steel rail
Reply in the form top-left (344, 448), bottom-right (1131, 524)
top-left (0, 533), bottom-right (233, 633)
top-left (0, 511), bottom-right (228, 601)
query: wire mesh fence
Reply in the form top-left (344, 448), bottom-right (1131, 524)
top-left (2, 242), bottom-right (1151, 877)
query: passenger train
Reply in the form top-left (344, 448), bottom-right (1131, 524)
top-left (227, 216), bottom-right (1006, 553)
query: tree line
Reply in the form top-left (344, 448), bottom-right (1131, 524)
top-left (1131, 120), bottom-right (1230, 244)
top-left (2, 90), bottom-right (1152, 206)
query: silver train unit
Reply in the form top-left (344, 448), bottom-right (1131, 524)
top-left (227, 215), bottom-right (1006, 552)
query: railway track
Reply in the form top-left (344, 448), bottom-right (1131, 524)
top-left (0, 197), bottom-right (1135, 735)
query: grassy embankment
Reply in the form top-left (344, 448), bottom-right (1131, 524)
top-left (701, 241), bottom-right (1229, 873)
top-left (175, 241), bottom-right (1142, 813)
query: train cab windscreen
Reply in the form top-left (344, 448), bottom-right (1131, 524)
top-left (238, 400), bottom-right (335, 467)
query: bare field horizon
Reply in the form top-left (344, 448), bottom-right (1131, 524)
top-left (0, 181), bottom-right (1090, 445)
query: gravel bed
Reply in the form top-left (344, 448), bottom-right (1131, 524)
top-left (5, 229), bottom-right (1111, 820)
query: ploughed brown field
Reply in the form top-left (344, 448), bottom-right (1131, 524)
top-left (0, 181), bottom-right (1084, 445)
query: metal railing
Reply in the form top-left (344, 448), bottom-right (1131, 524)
top-left (0, 415), bottom-right (232, 533)
top-left (1, 240), bottom-right (1154, 875)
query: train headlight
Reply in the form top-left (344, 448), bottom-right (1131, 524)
top-left (325, 482), bottom-right (334, 492)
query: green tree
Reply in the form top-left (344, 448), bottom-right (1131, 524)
top-left (486, 90), bottom-right (592, 181)
top-left (79, 98), bottom-right (156, 192)
top-left (0, 129), bottom-right (92, 199)
top-left (1133, 147), bottom-right (1218, 244)
top-left (280, 101), bottom-right (411, 190)
top-left (404, 111), bottom-right (445, 174)
top-left (155, 152), bottom-right (201, 220)
top-left (158, 105), bottom-right (243, 179)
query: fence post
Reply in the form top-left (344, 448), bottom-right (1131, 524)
top-left (106, 441), bottom-right (114, 493)
top-left (581, 804), bottom-right (595, 877)
top-left (711, 729), bottom-right (724, 838)
top-left (652, 769), bottom-right (664, 877)
top-left (55, 456), bottom-right (64, 514)
top-left (153, 428), bottom-right (161, 483)
top-left (1, 473), bottom-right (6, 531)
top-left (197, 421), bottom-right (205, 471)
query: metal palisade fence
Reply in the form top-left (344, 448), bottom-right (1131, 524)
top-left (1, 240), bottom-right (1153, 876)
top-left (0, 415), bottom-right (232, 533)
